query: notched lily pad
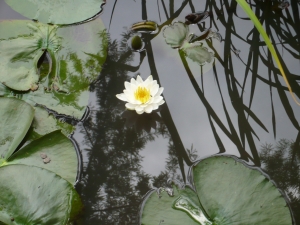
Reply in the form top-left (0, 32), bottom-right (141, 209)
top-left (140, 155), bottom-right (293, 225)
top-left (0, 21), bottom-right (60, 91)
top-left (0, 17), bottom-right (108, 136)
top-left (4, 0), bottom-right (105, 25)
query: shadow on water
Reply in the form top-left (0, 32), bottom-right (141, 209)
top-left (74, 0), bottom-right (300, 224)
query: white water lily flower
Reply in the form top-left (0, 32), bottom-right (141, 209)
top-left (116, 75), bottom-right (165, 114)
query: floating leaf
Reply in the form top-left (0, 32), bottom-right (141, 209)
top-left (182, 44), bottom-right (214, 66)
top-left (163, 21), bottom-right (216, 66)
top-left (4, 0), bottom-right (105, 25)
top-left (0, 97), bottom-right (34, 160)
top-left (193, 155), bottom-right (293, 224)
top-left (163, 22), bottom-right (190, 49)
top-left (0, 97), bottom-right (81, 223)
top-left (140, 186), bottom-right (203, 225)
top-left (0, 97), bottom-right (78, 183)
top-left (0, 21), bottom-right (60, 91)
top-left (0, 17), bottom-right (108, 135)
top-left (140, 155), bottom-right (293, 224)
top-left (7, 130), bottom-right (77, 183)
top-left (0, 164), bottom-right (82, 225)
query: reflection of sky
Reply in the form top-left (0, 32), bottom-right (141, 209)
top-left (100, 0), bottom-right (300, 176)
top-left (1, 0), bottom-right (299, 184)
top-left (1, 1), bottom-right (299, 223)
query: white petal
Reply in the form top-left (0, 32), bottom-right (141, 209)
top-left (136, 75), bottom-right (143, 84)
top-left (147, 97), bottom-right (154, 104)
top-left (157, 99), bottom-right (165, 105)
top-left (153, 96), bottom-right (163, 103)
top-left (135, 106), bottom-right (144, 114)
top-left (152, 104), bottom-right (159, 110)
top-left (125, 81), bottom-right (131, 90)
top-left (116, 93), bottom-right (127, 101)
top-left (147, 75), bottom-right (153, 82)
top-left (145, 105), bottom-right (153, 113)
top-left (155, 87), bottom-right (164, 97)
top-left (125, 103), bottom-right (136, 110)
top-left (130, 77), bottom-right (137, 85)
top-left (144, 75), bottom-right (153, 86)
top-left (150, 83), bottom-right (159, 96)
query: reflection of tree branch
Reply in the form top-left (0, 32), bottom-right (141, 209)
top-left (145, 39), bottom-right (192, 184)
top-left (90, 204), bottom-right (134, 212)
top-left (111, 51), bottom-right (146, 72)
top-left (178, 50), bottom-right (252, 161)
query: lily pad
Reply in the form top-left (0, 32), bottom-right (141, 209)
top-left (182, 44), bottom-right (214, 66)
top-left (163, 21), bottom-right (215, 66)
top-left (4, 0), bottom-right (105, 25)
top-left (0, 164), bottom-right (82, 225)
top-left (140, 186), bottom-right (208, 225)
top-left (192, 155), bottom-right (293, 224)
top-left (0, 97), bottom-right (34, 160)
top-left (7, 130), bottom-right (77, 184)
top-left (0, 17), bottom-right (107, 135)
top-left (140, 155), bottom-right (293, 224)
top-left (0, 97), bottom-right (78, 183)
top-left (0, 97), bottom-right (82, 223)
top-left (163, 21), bottom-right (190, 49)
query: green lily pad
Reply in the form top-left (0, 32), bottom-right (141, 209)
top-left (163, 21), bottom-right (190, 49)
top-left (0, 17), bottom-right (107, 136)
top-left (140, 186), bottom-right (203, 225)
top-left (4, 0), bottom-right (105, 25)
top-left (0, 97), bottom-right (34, 160)
top-left (0, 164), bottom-right (82, 225)
top-left (0, 97), bottom-right (78, 183)
top-left (182, 44), bottom-right (214, 66)
top-left (7, 130), bottom-right (77, 184)
top-left (192, 155), bottom-right (293, 224)
top-left (163, 21), bottom-right (215, 66)
top-left (140, 155), bottom-right (293, 224)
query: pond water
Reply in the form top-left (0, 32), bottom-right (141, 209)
top-left (1, 0), bottom-right (300, 224)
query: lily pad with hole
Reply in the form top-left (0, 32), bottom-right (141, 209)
top-left (139, 155), bottom-right (293, 224)
top-left (0, 17), bottom-right (107, 137)
top-left (4, 0), bottom-right (105, 25)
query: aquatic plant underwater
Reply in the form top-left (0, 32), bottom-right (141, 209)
top-left (0, 0), bottom-right (299, 224)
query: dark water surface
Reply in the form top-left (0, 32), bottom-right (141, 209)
top-left (1, 0), bottom-right (300, 224)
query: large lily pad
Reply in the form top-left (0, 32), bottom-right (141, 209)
top-left (0, 17), bottom-right (107, 136)
top-left (0, 97), bottom-right (78, 183)
top-left (0, 164), bottom-right (82, 225)
top-left (0, 97), bottom-right (34, 160)
top-left (4, 0), bottom-right (105, 25)
top-left (192, 155), bottom-right (293, 224)
top-left (140, 155), bottom-right (293, 224)
top-left (0, 97), bottom-right (81, 223)
top-left (7, 130), bottom-right (78, 184)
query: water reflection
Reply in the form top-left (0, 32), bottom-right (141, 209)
top-left (260, 139), bottom-right (300, 223)
top-left (78, 0), bottom-right (300, 223)
top-left (75, 33), bottom-right (181, 224)
top-left (1, 0), bottom-right (300, 224)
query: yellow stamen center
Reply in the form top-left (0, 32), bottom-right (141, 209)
top-left (134, 86), bottom-right (151, 103)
